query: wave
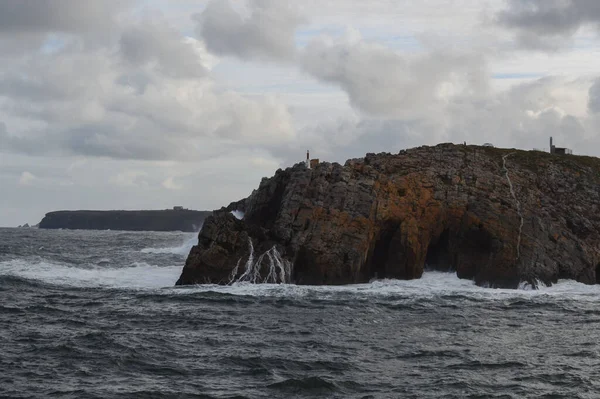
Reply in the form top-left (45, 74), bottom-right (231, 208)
top-left (3, 256), bottom-right (600, 302)
top-left (0, 259), bottom-right (181, 290)
top-left (167, 272), bottom-right (600, 301)
top-left (140, 234), bottom-right (198, 256)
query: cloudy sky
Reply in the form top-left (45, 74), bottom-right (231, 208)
top-left (2, 0), bottom-right (600, 226)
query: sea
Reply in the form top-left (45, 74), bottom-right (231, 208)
top-left (2, 227), bottom-right (600, 399)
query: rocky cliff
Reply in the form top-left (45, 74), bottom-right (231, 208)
top-left (39, 210), bottom-right (211, 232)
top-left (176, 144), bottom-right (600, 288)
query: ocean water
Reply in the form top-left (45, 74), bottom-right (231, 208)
top-left (2, 228), bottom-right (600, 398)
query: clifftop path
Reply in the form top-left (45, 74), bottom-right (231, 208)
top-left (177, 144), bottom-right (600, 288)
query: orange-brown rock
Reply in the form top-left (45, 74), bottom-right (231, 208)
top-left (176, 144), bottom-right (600, 288)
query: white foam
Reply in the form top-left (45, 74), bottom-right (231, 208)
top-left (0, 259), bottom-right (181, 289)
top-left (4, 258), bottom-right (600, 301)
top-left (140, 234), bottom-right (198, 256)
top-left (231, 210), bottom-right (245, 220)
top-left (168, 272), bottom-right (600, 301)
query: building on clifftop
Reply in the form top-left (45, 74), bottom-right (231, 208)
top-left (305, 150), bottom-right (320, 169)
top-left (550, 137), bottom-right (572, 155)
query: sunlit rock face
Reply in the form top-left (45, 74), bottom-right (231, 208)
top-left (176, 143), bottom-right (600, 289)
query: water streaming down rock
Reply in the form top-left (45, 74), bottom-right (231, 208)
top-left (502, 153), bottom-right (524, 260)
top-left (231, 239), bottom-right (292, 284)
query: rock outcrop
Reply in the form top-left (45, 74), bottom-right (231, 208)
top-left (177, 144), bottom-right (600, 288)
top-left (39, 210), bottom-right (211, 232)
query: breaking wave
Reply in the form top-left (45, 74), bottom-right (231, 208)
top-left (169, 272), bottom-right (600, 301)
top-left (0, 259), bottom-right (181, 289)
top-left (3, 254), bottom-right (600, 303)
top-left (140, 233), bottom-right (198, 256)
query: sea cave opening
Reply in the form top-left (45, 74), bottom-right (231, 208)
top-left (425, 229), bottom-right (455, 272)
top-left (368, 221), bottom-right (400, 280)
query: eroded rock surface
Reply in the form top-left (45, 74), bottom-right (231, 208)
top-left (176, 144), bottom-right (600, 288)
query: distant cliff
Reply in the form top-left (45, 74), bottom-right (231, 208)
top-left (177, 143), bottom-right (600, 289)
top-left (39, 210), bottom-right (211, 232)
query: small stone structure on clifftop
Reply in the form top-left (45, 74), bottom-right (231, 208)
top-left (305, 150), bottom-right (319, 169)
top-left (550, 136), bottom-right (572, 155)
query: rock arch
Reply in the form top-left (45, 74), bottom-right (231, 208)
top-left (424, 229), bottom-right (455, 272)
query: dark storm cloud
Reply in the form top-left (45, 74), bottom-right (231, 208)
top-left (496, 0), bottom-right (600, 49)
top-left (119, 22), bottom-right (207, 79)
top-left (0, 0), bottom-right (132, 55)
top-left (64, 123), bottom-right (180, 160)
top-left (0, 0), bottom-right (130, 34)
top-left (0, 70), bottom-right (81, 102)
top-left (0, 120), bottom-right (182, 161)
top-left (0, 122), bottom-right (52, 157)
top-left (588, 78), bottom-right (600, 113)
top-left (195, 0), bottom-right (303, 61)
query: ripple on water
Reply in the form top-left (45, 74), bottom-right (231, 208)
top-left (3, 230), bottom-right (600, 398)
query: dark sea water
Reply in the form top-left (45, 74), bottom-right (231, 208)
top-left (2, 228), bottom-right (600, 398)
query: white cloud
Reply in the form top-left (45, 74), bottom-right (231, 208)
top-left (2, 0), bottom-right (600, 226)
top-left (195, 0), bottom-right (304, 61)
top-left (299, 31), bottom-right (489, 118)
top-left (0, 18), bottom-right (296, 161)
top-left (250, 156), bottom-right (280, 169)
top-left (162, 176), bottom-right (182, 190)
top-left (18, 171), bottom-right (35, 186)
top-left (109, 170), bottom-right (149, 187)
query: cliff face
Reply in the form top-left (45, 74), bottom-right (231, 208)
top-left (39, 210), bottom-right (211, 232)
top-left (177, 144), bottom-right (600, 288)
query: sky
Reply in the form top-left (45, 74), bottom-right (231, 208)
top-left (2, 0), bottom-right (600, 226)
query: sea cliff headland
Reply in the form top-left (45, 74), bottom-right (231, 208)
top-left (39, 209), bottom-right (211, 232)
top-left (176, 143), bottom-right (600, 288)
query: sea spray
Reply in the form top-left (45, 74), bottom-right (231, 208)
top-left (0, 258), bottom-right (181, 289)
top-left (518, 279), bottom-right (548, 291)
top-left (141, 228), bottom-right (202, 256)
top-left (231, 210), bottom-right (245, 220)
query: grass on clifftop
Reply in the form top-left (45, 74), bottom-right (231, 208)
top-left (466, 145), bottom-right (600, 176)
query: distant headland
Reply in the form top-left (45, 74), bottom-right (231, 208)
top-left (39, 208), bottom-right (211, 232)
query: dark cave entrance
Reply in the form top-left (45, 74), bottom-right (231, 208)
top-left (596, 263), bottom-right (600, 284)
top-left (369, 221), bottom-right (400, 279)
top-left (425, 229), bottom-right (455, 272)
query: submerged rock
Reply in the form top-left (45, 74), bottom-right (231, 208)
top-left (176, 144), bottom-right (600, 288)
